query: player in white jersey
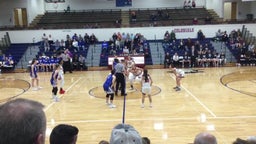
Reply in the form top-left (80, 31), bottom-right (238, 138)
top-left (128, 64), bottom-right (143, 90)
top-left (126, 56), bottom-right (135, 72)
top-left (58, 60), bottom-right (65, 94)
top-left (141, 69), bottom-right (153, 108)
top-left (169, 64), bottom-right (185, 91)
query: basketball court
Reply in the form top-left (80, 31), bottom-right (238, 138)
top-left (0, 66), bottom-right (256, 144)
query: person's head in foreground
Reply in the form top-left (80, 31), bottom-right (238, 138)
top-left (194, 132), bottom-right (217, 144)
top-left (0, 98), bottom-right (46, 144)
top-left (50, 124), bottom-right (79, 144)
top-left (110, 123), bottom-right (142, 144)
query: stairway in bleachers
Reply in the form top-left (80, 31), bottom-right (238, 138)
top-left (87, 44), bottom-right (101, 67)
top-left (210, 41), bottom-right (236, 63)
top-left (16, 44), bottom-right (40, 69)
top-left (149, 41), bottom-right (164, 65)
top-left (121, 10), bottom-right (130, 27)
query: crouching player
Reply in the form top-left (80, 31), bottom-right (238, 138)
top-left (169, 64), bottom-right (185, 91)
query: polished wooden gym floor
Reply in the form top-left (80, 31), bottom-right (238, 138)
top-left (0, 66), bottom-right (256, 144)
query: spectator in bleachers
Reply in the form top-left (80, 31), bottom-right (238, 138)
top-left (170, 30), bottom-right (176, 41)
top-left (42, 33), bottom-right (50, 52)
top-left (84, 33), bottom-right (90, 45)
top-left (213, 52), bottom-right (220, 67)
top-left (205, 16), bottom-right (212, 24)
top-left (78, 54), bottom-right (87, 70)
top-left (72, 54), bottom-right (79, 70)
top-left (72, 39), bottom-right (79, 52)
top-left (197, 30), bottom-right (205, 41)
top-left (60, 39), bottom-right (65, 50)
top-left (184, 0), bottom-right (188, 8)
top-left (157, 9), bottom-right (163, 18)
top-left (194, 40), bottom-right (200, 50)
top-left (150, 12), bottom-right (157, 21)
top-left (250, 50), bottom-right (256, 66)
top-left (54, 39), bottom-right (61, 52)
top-left (131, 11), bottom-right (137, 22)
top-left (109, 44), bottom-right (116, 56)
top-left (178, 39), bottom-right (185, 51)
top-left (78, 37), bottom-right (85, 51)
top-left (248, 42), bottom-right (255, 52)
top-left (221, 31), bottom-right (229, 43)
top-left (190, 45), bottom-right (198, 67)
top-left (123, 46), bottom-right (129, 55)
top-left (3, 56), bottom-right (14, 68)
top-left (192, 17), bottom-right (198, 25)
top-left (206, 49), bottom-right (214, 67)
top-left (48, 35), bottom-right (54, 52)
top-left (181, 51), bottom-right (191, 68)
top-left (173, 52), bottom-right (180, 67)
top-left (192, 0), bottom-right (196, 8)
top-left (64, 5), bottom-right (70, 13)
top-left (186, 38), bottom-right (194, 49)
top-left (164, 52), bottom-right (171, 68)
top-left (89, 33), bottom-right (97, 44)
top-left (194, 132), bottom-right (217, 144)
top-left (220, 52), bottom-right (226, 66)
top-left (102, 40), bottom-right (108, 56)
top-left (124, 38), bottom-right (132, 52)
top-left (65, 38), bottom-right (72, 50)
top-left (164, 31), bottom-right (170, 42)
top-left (72, 33), bottom-right (78, 41)
top-left (164, 12), bottom-right (170, 20)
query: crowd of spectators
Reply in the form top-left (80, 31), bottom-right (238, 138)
top-left (0, 54), bottom-right (15, 72)
top-left (101, 32), bottom-right (149, 58)
top-left (212, 28), bottom-right (256, 66)
top-left (163, 29), bottom-right (226, 68)
top-left (35, 32), bottom-right (95, 72)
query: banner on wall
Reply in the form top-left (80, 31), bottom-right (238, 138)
top-left (116, 0), bottom-right (132, 7)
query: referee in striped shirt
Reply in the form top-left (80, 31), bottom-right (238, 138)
top-left (114, 59), bottom-right (127, 96)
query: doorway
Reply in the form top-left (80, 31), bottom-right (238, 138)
top-left (224, 2), bottom-right (237, 21)
top-left (13, 8), bottom-right (28, 27)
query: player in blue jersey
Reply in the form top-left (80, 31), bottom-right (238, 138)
top-left (50, 64), bottom-right (61, 102)
top-left (103, 70), bottom-right (116, 108)
top-left (30, 58), bottom-right (42, 91)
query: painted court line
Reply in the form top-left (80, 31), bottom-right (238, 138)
top-left (44, 77), bottom-right (83, 112)
top-left (48, 115), bottom-right (256, 124)
top-left (169, 74), bottom-right (217, 118)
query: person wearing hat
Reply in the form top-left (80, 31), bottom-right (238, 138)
top-left (110, 123), bottom-right (142, 144)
